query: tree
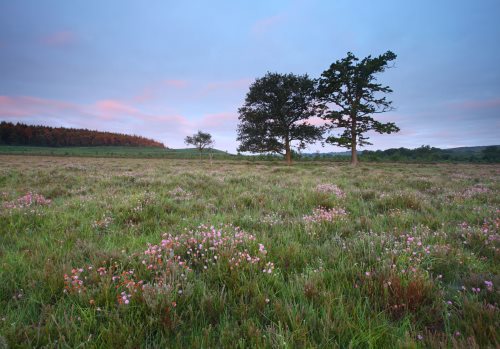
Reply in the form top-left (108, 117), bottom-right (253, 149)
top-left (482, 146), bottom-right (500, 163)
top-left (185, 131), bottom-right (215, 160)
top-left (317, 51), bottom-right (400, 165)
top-left (237, 72), bottom-right (323, 164)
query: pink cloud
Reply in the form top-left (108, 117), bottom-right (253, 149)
top-left (40, 31), bottom-right (77, 47)
top-left (252, 14), bottom-right (285, 34)
top-left (0, 95), bottom-right (194, 147)
top-left (0, 95), bottom-right (77, 117)
top-left (163, 79), bottom-right (189, 88)
top-left (198, 112), bottom-right (239, 132)
top-left (95, 99), bottom-right (139, 118)
top-left (449, 97), bottom-right (500, 110)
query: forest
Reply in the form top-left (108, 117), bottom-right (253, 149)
top-left (0, 122), bottom-right (165, 148)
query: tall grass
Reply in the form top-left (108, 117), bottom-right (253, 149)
top-left (0, 156), bottom-right (498, 348)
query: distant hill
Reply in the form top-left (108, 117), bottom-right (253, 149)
top-left (442, 146), bottom-right (490, 154)
top-left (173, 148), bottom-right (232, 154)
top-left (0, 145), bottom-right (235, 159)
top-left (0, 122), bottom-right (165, 148)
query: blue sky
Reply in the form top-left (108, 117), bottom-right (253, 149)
top-left (0, 0), bottom-right (499, 152)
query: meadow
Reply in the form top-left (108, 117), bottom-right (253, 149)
top-left (0, 155), bottom-right (498, 348)
top-left (0, 146), bottom-right (234, 160)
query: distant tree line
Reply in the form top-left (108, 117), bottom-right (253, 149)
top-left (360, 145), bottom-right (500, 163)
top-left (0, 122), bottom-right (165, 148)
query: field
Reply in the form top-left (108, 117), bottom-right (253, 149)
top-left (0, 155), bottom-right (499, 348)
top-left (0, 146), bottom-right (234, 160)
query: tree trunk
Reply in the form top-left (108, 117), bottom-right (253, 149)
top-left (351, 115), bottom-right (358, 166)
top-left (351, 142), bottom-right (358, 166)
top-left (285, 138), bottom-right (292, 165)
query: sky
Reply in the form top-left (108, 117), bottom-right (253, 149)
top-left (0, 0), bottom-right (499, 153)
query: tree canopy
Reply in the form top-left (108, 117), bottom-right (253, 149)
top-left (317, 51), bottom-right (400, 165)
top-left (185, 131), bottom-right (214, 158)
top-left (237, 72), bottom-right (323, 164)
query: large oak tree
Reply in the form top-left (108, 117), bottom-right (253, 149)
top-left (317, 51), bottom-right (400, 165)
top-left (237, 72), bottom-right (323, 164)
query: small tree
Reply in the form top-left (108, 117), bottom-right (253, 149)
top-left (185, 131), bottom-right (214, 160)
top-left (317, 51), bottom-right (400, 165)
top-left (237, 72), bottom-right (323, 164)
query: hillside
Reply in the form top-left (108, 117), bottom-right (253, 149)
top-left (0, 145), bottom-right (234, 159)
top-left (0, 122), bottom-right (165, 148)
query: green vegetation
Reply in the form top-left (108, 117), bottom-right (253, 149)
top-left (317, 51), bottom-right (399, 165)
top-left (0, 145), bottom-right (234, 159)
top-left (237, 72), bottom-right (322, 164)
top-left (0, 156), bottom-right (498, 348)
top-left (361, 145), bottom-right (500, 163)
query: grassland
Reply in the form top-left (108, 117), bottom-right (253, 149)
top-left (0, 155), bottom-right (498, 348)
top-left (0, 146), bottom-right (234, 159)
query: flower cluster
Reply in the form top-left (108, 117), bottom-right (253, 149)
top-left (63, 268), bottom-right (86, 294)
top-left (459, 217), bottom-right (499, 255)
top-left (484, 280), bottom-right (494, 291)
top-left (143, 224), bottom-right (269, 273)
top-left (132, 192), bottom-right (156, 213)
top-left (2, 192), bottom-right (51, 209)
top-left (261, 212), bottom-right (283, 226)
top-left (315, 184), bottom-right (346, 198)
top-left (63, 224), bottom-right (272, 306)
top-left (168, 187), bottom-right (193, 201)
top-left (460, 185), bottom-right (491, 198)
top-left (91, 215), bottom-right (113, 230)
top-left (303, 206), bottom-right (347, 224)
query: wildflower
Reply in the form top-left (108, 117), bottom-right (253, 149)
top-left (315, 184), bottom-right (346, 198)
top-left (303, 206), bottom-right (347, 224)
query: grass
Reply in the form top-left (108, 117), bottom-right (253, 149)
top-left (0, 155), bottom-right (498, 348)
top-left (0, 146), bottom-right (234, 159)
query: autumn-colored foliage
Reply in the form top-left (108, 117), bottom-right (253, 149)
top-left (0, 121), bottom-right (165, 147)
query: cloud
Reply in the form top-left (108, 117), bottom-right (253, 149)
top-left (0, 95), bottom-right (192, 147)
top-left (40, 31), bottom-right (77, 47)
top-left (163, 79), bottom-right (189, 88)
top-left (0, 95), bottom-right (79, 118)
top-left (131, 78), bottom-right (251, 104)
top-left (198, 112), bottom-right (239, 132)
top-left (252, 14), bottom-right (285, 34)
top-left (449, 97), bottom-right (500, 111)
top-left (94, 99), bottom-right (139, 119)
